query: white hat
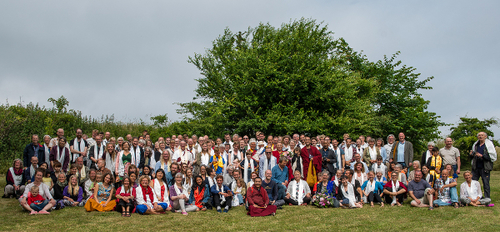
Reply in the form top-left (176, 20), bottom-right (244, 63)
top-left (258, 141), bottom-right (265, 146)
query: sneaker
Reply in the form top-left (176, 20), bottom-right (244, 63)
top-left (182, 212), bottom-right (188, 216)
top-left (217, 209), bottom-right (222, 213)
top-left (1, 195), bottom-right (8, 198)
top-left (30, 211), bottom-right (38, 215)
top-left (277, 206), bottom-right (283, 210)
top-left (223, 209), bottom-right (228, 213)
top-left (38, 210), bottom-right (50, 215)
top-left (487, 204), bottom-right (495, 207)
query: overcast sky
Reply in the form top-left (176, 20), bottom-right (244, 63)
top-left (1, 1), bottom-right (499, 139)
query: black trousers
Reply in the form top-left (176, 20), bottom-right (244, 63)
top-left (116, 200), bottom-right (134, 212)
top-left (285, 197), bottom-right (311, 205)
top-left (213, 194), bottom-right (232, 208)
top-left (472, 168), bottom-right (491, 198)
top-left (384, 193), bottom-right (404, 204)
top-left (367, 192), bottom-right (383, 203)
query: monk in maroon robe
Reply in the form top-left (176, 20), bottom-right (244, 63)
top-left (247, 177), bottom-right (277, 217)
top-left (300, 137), bottom-right (322, 179)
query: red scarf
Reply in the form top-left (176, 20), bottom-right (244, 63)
top-left (141, 185), bottom-right (154, 203)
top-left (13, 167), bottom-right (23, 175)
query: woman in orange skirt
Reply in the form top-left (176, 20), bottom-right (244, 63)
top-left (85, 173), bottom-right (116, 212)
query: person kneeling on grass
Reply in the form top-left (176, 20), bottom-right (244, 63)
top-left (135, 175), bottom-right (166, 215)
top-left (84, 173), bottom-right (116, 212)
top-left (460, 171), bottom-right (493, 207)
top-left (247, 177), bottom-right (277, 217)
top-left (408, 170), bottom-right (434, 210)
top-left (19, 168), bottom-right (56, 214)
top-left (433, 169), bottom-right (459, 208)
top-left (383, 172), bottom-right (407, 206)
top-left (285, 170), bottom-right (311, 206)
top-left (313, 171), bottom-right (340, 208)
top-left (337, 175), bottom-right (363, 208)
top-left (210, 174), bottom-right (234, 213)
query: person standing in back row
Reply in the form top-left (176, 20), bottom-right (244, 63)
top-left (470, 132), bottom-right (497, 198)
top-left (390, 132), bottom-right (413, 169)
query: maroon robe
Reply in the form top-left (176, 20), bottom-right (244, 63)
top-left (300, 146), bottom-right (322, 179)
top-left (247, 186), bottom-right (277, 217)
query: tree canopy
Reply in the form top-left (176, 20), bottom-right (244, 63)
top-left (179, 18), bottom-right (443, 152)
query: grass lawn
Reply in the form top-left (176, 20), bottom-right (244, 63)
top-left (1, 172), bottom-right (499, 231)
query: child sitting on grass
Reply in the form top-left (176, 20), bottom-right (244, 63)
top-left (27, 186), bottom-right (49, 215)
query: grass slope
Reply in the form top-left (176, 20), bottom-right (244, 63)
top-left (1, 172), bottom-right (499, 231)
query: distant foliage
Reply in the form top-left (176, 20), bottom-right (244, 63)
top-left (450, 117), bottom-right (500, 168)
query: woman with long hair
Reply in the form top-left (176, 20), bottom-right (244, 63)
top-left (150, 169), bottom-right (171, 213)
top-left (116, 177), bottom-right (135, 216)
top-left (115, 141), bottom-right (132, 183)
top-left (62, 175), bottom-right (83, 207)
top-left (84, 172), bottom-right (116, 212)
top-left (155, 150), bottom-right (172, 173)
top-left (189, 175), bottom-right (210, 211)
top-left (105, 143), bottom-right (117, 175)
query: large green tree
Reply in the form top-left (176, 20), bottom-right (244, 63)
top-left (179, 18), bottom-right (442, 151)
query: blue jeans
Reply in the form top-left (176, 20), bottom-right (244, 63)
top-left (434, 187), bottom-right (458, 206)
top-left (277, 184), bottom-right (286, 200)
top-left (30, 200), bottom-right (48, 212)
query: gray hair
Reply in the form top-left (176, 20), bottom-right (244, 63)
top-left (387, 134), bottom-right (395, 140)
top-left (279, 156), bottom-right (288, 163)
top-left (249, 138), bottom-right (257, 145)
top-left (320, 170), bottom-right (330, 178)
top-left (43, 135), bottom-right (51, 140)
top-left (175, 172), bottom-right (183, 178)
top-left (139, 139), bottom-right (146, 145)
top-left (427, 141), bottom-right (435, 147)
top-left (395, 164), bottom-right (402, 169)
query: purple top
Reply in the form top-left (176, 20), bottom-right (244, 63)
top-left (63, 185), bottom-right (83, 202)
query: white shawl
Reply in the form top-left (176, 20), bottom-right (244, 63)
top-left (341, 184), bottom-right (356, 207)
top-left (153, 179), bottom-right (169, 204)
top-left (424, 150), bottom-right (431, 164)
top-left (391, 180), bottom-right (400, 204)
top-left (291, 180), bottom-right (305, 205)
top-left (93, 143), bottom-right (104, 161)
top-left (472, 139), bottom-right (497, 162)
top-left (43, 144), bottom-right (51, 165)
top-left (9, 167), bottom-right (23, 186)
top-left (135, 185), bottom-right (158, 206)
top-left (183, 177), bottom-right (193, 195)
top-left (56, 146), bottom-right (67, 166)
top-left (105, 151), bottom-right (116, 172)
top-left (243, 157), bottom-right (254, 184)
top-left (334, 147), bottom-right (342, 169)
top-left (131, 146), bottom-right (141, 166)
top-left (368, 146), bottom-right (377, 161)
top-left (200, 152), bottom-right (210, 166)
top-left (215, 184), bottom-right (226, 203)
top-left (174, 183), bottom-right (188, 199)
top-left (345, 146), bottom-right (353, 161)
top-left (72, 138), bottom-right (86, 162)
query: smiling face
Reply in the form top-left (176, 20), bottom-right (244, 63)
top-left (140, 177), bottom-right (149, 187)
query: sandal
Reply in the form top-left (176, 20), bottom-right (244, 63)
top-left (126, 210), bottom-right (131, 217)
top-left (428, 206), bottom-right (434, 210)
top-left (453, 203), bottom-right (459, 208)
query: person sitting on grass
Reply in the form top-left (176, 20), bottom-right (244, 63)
top-left (19, 168), bottom-right (56, 215)
top-left (408, 170), bottom-right (434, 210)
top-left (361, 171), bottom-right (384, 207)
top-left (171, 173), bottom-right (198, 215)
top-left (115, 177), bottom-right (135, 217)
top-left (433, 169), bottom-right (459, 208)
top-left (3, 159), bottom-right (25, 199)
top-left (135, 175), bottom-right (164, 215)
top-left (84, 173), bottom-right (116, 212)
top-left (151, 169), bottom-right (172, 213)
top-left (383, 172), bottom-right (407, 206)
top-left (313, 171), bottom-right (340, 208)
top-left (375, 170), bottom-right (387, 185)
top-left (247, 177), bottom-right (277, 217)
top-left (26, 186), bottom-right (48, 215)
top-left (62, 175), bottom-right (83, 208)
top-left (285, 170), bottom-right (311, 206)
top-left (211, 174), bottom-right (234, 213)
top-left (337, 175), bottom-right (363, 209)
top-left (460, 171), bottom-right (493, 207)
top-left (189, 175), bottom-right (211, 211)
top-left (53, 172), bottom-right (68, 209)
top-left (421, 165), bottom-right (435, 187)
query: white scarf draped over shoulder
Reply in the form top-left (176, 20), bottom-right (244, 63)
top-left (341, 183), bottom-right (356, 207)
top-left (291, 180), bottom-right (305, 205)
top-left (243, 157), bottom-right (254, 183)
top-left (73, 138), bottom-right (86, 162)
top-left (153, 179), bottom-right (169, 204)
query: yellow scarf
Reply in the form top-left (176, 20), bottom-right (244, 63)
top-left (213, 155), bottom-right (224, 172)
top-left (429, 155), bottom-right (442, 179)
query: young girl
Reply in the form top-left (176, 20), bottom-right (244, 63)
top-left (444, 164), bottom-right (459, 180)
top-left (40, 164), bottom-right (54, 196)
top-left (50, 161), bottom-right (64, 184)
top-left (232, 178), bottom-right (246, 207)
top-left (63, 175), bottom-right (83, 207)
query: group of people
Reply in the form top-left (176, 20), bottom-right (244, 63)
top-left (3, 129), bottom-right (497, 216)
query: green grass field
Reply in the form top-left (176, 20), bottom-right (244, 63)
top-left (1, 172), bottom-right (498, 231)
